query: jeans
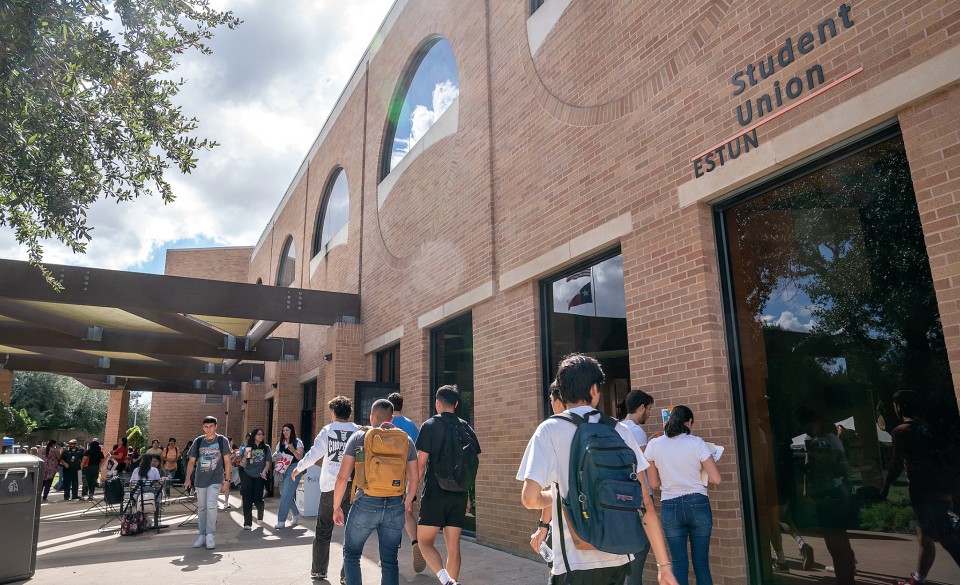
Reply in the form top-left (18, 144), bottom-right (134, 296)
top-left (314, 489), bottom-right (352, 575)
top-left (343, 495), bottom-right (405, 585)
top-left (195, 484), bottom-right (222, 536)
top-left (277, 471), bottom-right (301, 523)
top-left (661, 493), bottom-right (713, 585)
top-left (240, 473), bottom-right (266, 527)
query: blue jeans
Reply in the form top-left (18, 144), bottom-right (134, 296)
top-left (661, 493), bottom-right (713, 585)
top-left (195, 484), bottom-right (222, 536)
top-left (343, 495), bottom-right (405, 585)
top-left (277, 471), bottom-right (301, 523)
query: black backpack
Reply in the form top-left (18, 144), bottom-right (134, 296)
top-left (914, 419), bottom-right (960, 492)
top-left (432, 415), bottom-right (479, 493)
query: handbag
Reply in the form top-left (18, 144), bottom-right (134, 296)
top-left (120, 512), bottom-right (145, 536)
top-left (81, 455), bottom-right (90, 469)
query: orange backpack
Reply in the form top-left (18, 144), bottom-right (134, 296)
top-left (352, 426), bottom-right (409, 501)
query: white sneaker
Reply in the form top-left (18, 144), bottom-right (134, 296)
top-left (274, 522), bottom-right (284, 529)
top-left (242, 525), bottom-right (251, 531)
top-left (193, 535), bottom-right (205, 548)
top-left (289, 514), bottom-right (300, 526)
top-left (205, 534), bottom-right (215, 549)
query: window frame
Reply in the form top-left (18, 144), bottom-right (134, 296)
top-left (275, 235), bottom-right (296, 287)
top-left (312, 166), bottom-right (349, 258)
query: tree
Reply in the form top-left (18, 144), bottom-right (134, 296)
top-left (0, 1), bottom-right (240, 284)
top-left (126, 425), bottom-right (144, 450)
top-left (11, 371), bottom-right (108, 434)
top-left (0, 400), bottom-right (37, 439)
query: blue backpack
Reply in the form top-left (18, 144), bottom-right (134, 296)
top-left (552, 410), bottom-right (648, 559)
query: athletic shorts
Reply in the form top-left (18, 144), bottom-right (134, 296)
top-left (418, 490), bottom-right (468, 528)
top-left (910, 492), bottom-right (955, 539)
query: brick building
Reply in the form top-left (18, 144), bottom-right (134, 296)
top-left (149, 1), bottom-right (960, 583)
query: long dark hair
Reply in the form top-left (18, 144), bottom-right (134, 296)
top-left (45, 439), bottom-right (57, 457)
top-left (137, 454), bottom-right (159, 479)
top-left (279, 423), bottom-right (297, 449)
top-left (87, 440), bottom-right (103, 457)
top-left (247, 428), bottom-right (265, 449)
top-left (665, 405), bottom-right (695, 438)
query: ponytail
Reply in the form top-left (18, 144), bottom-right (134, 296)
top-left (664, 405), bottom-right (695, 438)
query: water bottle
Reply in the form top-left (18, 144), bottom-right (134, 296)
top-left (539, 541), bottom-right (553, 563)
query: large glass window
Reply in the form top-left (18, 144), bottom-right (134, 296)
top-left (541, 251), bottom-right (630, 418)
top-left (276, 236), bottom-right (296, 287)
top-left (301, 380), bottom-right (317, 442)
top-left (718, 129), bottom-right (959, 584)
top-left (383, 37), bottom-right (459, 176)
top-left (312, 168), bottom-right (349, 257)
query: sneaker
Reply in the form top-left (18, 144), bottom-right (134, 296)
top-left (205, 534), bottom-right (215, 549)
top-left (290, 514), bottom-right (300, 526)
top-left (221, 502), bottom-right (232, 510)
top-left (412, 541), bottom-right (426, 573)
top-left (193, 535), bottom-right (205, 548)
top-left (242, 525), bottom-right (251, 531)
top-left (800, 543), bottom-right (814, 570)
top-left (772, 559), bottom-right (789, 572)
top-left (897, 576), bottom-right (922, 585)
top-left (275, 522), bottom-right (284, 529)
top-left (311, 572), bottom-right (326, 580)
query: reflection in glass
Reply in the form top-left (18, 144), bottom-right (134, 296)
top-left (276, 236), bottom-right (296, 287)
top-left (543, 252), bottom-right (629, 418)
top-left (313, 168), bottom-right (349, 256)
top-left (386, 38), bottom-right (459, 172)
top-left (720, 133), bottom-right (959, 584)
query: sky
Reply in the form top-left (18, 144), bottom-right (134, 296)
top-left (0, 0), bottom-right (396, 275)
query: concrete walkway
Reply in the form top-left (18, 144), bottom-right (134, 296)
top-left (18, 493), bottom-right (547, 585)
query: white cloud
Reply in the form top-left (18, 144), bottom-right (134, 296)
top-left (0, 0), bottom-right (395, 272)
top-left (762, 310), bottom-right (815, 333)
top-left (392, 80), bottom-right (460, 168)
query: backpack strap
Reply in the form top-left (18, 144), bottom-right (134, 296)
top-left (555, 482), bottom-right (574, 585)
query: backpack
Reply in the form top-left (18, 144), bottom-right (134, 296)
top-left (433, 415), bottom-right (480, 493)
top-left (352, 426), bottom-right (409, 501)
top-left (551, 409), bottom-right (648, 557)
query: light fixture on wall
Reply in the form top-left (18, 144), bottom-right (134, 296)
top-left (323, 353), bottom-right (333, 362)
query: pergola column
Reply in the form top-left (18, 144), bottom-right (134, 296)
top-left (104, 390), bottom-right (130, 447)
top-left (0, 369), bottom-right (12, 404)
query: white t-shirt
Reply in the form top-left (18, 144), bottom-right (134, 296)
top-left (620, 419), bottom-right (648, 448)
top-left (643, 433), bottom-right (712, 501)
top-left (130, 467), bottom-right (161, 483)
top-left (296, 421), bottom-right (360, 492)
top-left (516, 405), bottom-right (649, 576)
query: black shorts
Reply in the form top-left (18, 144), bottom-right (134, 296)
top-left (418, 490), bottom-right (468, 528)
top-left (910, 492), bottom-right (955, 539)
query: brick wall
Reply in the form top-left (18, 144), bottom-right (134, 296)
top-left (0, 368), bottom-right (12, 404)
top-left (235, 0), bottom-right (960, 579)
top-left (103, 390), bottom-right (130, 447)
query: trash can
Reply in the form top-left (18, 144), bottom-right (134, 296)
top-left (296, 465), bottom-right (322, 517)
top-left (0, 454), bottom-right (44, 584)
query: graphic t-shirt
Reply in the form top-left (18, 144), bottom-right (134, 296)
top-left (241, 443), bottom-right (271, 478)
top-left (188, 434), bottom-right (229, 489)
top-left (296, 421), bottom-right (360, 492)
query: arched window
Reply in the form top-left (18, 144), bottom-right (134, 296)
top-left (382, 37), bottom-right (459, 178)
top-left (312, 167), bottom-right (349, 257)
top-left (256, 278), bottom-right (262, 285)
top-left (275, 236), bottom-right (296, 287)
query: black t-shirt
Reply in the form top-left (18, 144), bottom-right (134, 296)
top-left (84, 448), bottom-right (105, 468)
top-left (415, 412), bottom-right (481, 499)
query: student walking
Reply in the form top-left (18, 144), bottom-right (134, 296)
top-left (239, 429), bottom-right (271, 530)
top-left (518, 354), bottom-right (678, 585)
top-left (621, 390), bottom-right (654, 585)
top-left (880, 390), bottom-right (960, 585)
top-left (273, 423), bottom-right (305, 528)
top-left (293, 396), bottom-right (360, 580)
top-left (184, 415), bottom-right (233, 550)
top-left (645, 405), bottom-right (722, 585)
top-left (333, 399), bottom-right (419, 585)
top-left (387, 391), bottom-right (423, 571)
top-left (416, 385), bottom-right (482, 585)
